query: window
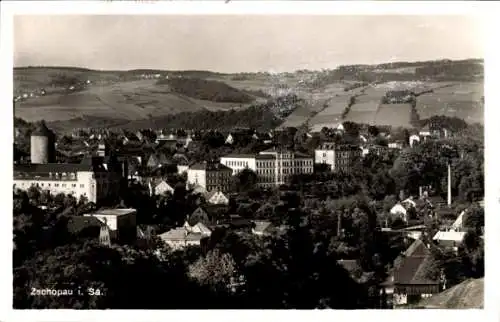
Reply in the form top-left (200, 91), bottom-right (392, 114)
top-left (72, 184), bottom-right (77, 188)
top-left (80, 184), bottom-right (85, 188)
top-left (41, 183), bottom-right (44, 187)
top-left (55, 183), bottom-right (59, 187)
top-left (62, 184), bottom-right (66, 188)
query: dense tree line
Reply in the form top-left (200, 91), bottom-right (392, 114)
top-left (157, 77), bottom-right (255, 103)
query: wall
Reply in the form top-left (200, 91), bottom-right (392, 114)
top-left (314, 149), bottom-right (336, 171)
top-left (220, 157), bottom-right (257, 174)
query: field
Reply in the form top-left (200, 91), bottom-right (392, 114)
top-left (374, 104), bottom-right (413, 127)
top-left (14, 77), bottom-right (258, 123)
top-left (416, 82), bottom-right (483, 123)
top-left (13, 61), bottom-right (484, 129)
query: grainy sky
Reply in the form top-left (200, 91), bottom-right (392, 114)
top-left (14, 15), bottom-right (483, 72)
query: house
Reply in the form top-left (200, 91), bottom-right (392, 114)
top-left (183, 221), bottom-right (212, 236)
top-left (432, 231), bottom-right (466, 252)
top-left (83, 208), bottom-right (137, 244)
top-left (204, 190), bottom-right (229, 205)
top-left (159, 227), bottom-right (208, 250)
top-left (187, 162), bottom-right (232, 193)
top-left (384, 239), bottom-right (441, 307)
top-left (151, 180), bottom-right (174, 196)
top-left (419, 125), bottom-right (431, 138)
top-left (187, 207), bottom-right (211, 226)
top-left (252, 220), bottom-right (273, 236)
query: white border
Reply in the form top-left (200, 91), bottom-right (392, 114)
top-left (1, 1), bottom-right (499, 322)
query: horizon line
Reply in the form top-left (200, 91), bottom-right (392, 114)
top-left (13, 57), bottom-right (484, 74)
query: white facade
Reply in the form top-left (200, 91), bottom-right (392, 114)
top-left (220, 156), bottom-right (257, 175)
top-left (14, 170), bottom-right (102, 203)
top-left (177, 164), bottom-right (189, 174)
top-left (314, 149), bottom-right (336, 171)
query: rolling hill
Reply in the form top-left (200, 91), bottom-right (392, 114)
top-left (13, 59), bottom-right (484, 130)
top-left (415, 278), bottom-right (483, 309)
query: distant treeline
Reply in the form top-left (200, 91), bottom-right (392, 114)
top-left (156, 77), bottom-right (255, 103)
top-left (122, 105), bottom-right (281, 131)
top-left (308, 59), bottom-right (483, 88)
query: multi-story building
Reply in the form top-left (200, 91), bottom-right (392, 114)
top-left (219, 154), bottom-right (257, 175)
top-left (314, 142), bottom-right (361, 172)
top-left (187, 161), bottom-right (232, 193)
top-left (221, 148), bottom-right (314, 186)
top-left (13, 157), bottom-right (123, 203)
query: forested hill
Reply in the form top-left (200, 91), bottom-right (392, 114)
top-left (119, 105), bottom-right (281, 131)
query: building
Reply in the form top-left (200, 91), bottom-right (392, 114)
top-left (30, 121), bottom-right (56, 164)
top-left (384, 239), bottom-right (441, 307)
top-left (221, 148), bottom-right (314, 187)
top-left (150, 180), bottom-right (175, 196)
top-left (84, 208), bottom-right (137, 243)
top-left (219, 154), bottom-right (257, 175)
top-left (13, 157), bottom-right (122, 203)
top-left (314, 142), bottom-right (361, 172)
top-left (159, 227), bottom-right (208, 250)
top-left (432, 231), bottom-right (466, 252)
top-left (255, 148), bottom-right (314, 186)
top-left (187, 162), bottom-right (232, 193)
top-left (204, 190), bottom-right (229, 205)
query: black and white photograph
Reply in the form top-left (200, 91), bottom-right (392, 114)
top-left (2, 1), bottom-right (498, 318)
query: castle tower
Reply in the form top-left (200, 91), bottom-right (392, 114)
top-left (30, 121), bottom-right (55, 164)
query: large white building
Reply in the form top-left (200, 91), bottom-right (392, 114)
top-left (221, 148), bottom-right (314, 186)
top-left (13, 157), bottom-right (122, 203)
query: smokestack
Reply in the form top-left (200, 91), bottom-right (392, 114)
top-left (447, 163), bottom-right (452, 206)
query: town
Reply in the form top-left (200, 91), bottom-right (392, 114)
top-left (11, 14), bottom-right (484, 311)
top-left (13, 112), bottom-right (484, 309)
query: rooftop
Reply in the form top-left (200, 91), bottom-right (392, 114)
top-left (433, 231), bottom-right (467, 242)
top-left (190, 162), bottom-right (232, 171)
top-left (86, 208), bottom-right (137, 217)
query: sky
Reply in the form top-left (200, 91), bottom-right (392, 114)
top-left (14, 15), bottom-right (483, 73)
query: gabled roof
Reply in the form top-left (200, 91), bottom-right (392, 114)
top-left (404, 239), bottom-right (431, 257)
top-left (252, 220), bottom-right (272, 233)
top-left (393, 255), bottom-right (437, 285)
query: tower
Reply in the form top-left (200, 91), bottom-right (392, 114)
top-left (30, 121), bottom-right (55, 164)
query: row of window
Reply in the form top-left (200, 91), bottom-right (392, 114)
top-left (14, 182), bottom-right (86, 188)
top-left (225, 160), bottom-right (249, 167)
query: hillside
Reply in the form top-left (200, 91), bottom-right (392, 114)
top-left (415, 278), bottom-right (484, 309)
top-left (13, 59), bottom-right (484, 128)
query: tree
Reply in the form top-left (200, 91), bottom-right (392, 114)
top-left (232, 169), bottom-right (258, 192)
top-left (188, 249), bottom-right (238, 292)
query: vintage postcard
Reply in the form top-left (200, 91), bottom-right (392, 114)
top-left (1, 1), bottom-right (498, 322)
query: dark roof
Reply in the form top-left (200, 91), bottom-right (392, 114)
top-left (14, 162), bottom-right (96, 173)
top-left (31, 121), bottom-right (54, 137)
top-left (222, 153), bottom-right (257, 159)
top-left (190, 162), bottom-right (232, 171)
top-left (393, 256), bottom-right (437, 285)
